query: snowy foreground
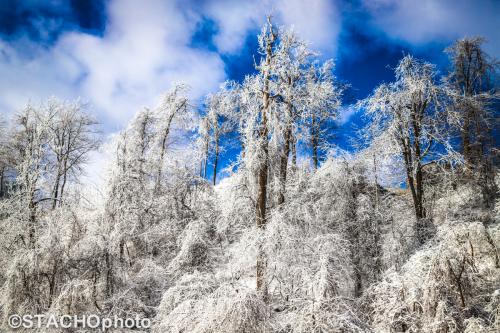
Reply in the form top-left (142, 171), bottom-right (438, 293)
top-left (1, 149), bottom-right (498, 332)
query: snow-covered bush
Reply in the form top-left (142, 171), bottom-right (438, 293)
top-left (363, 221), bottom-right (500, 332)
top-left (155, 281), bottom-right (270, 333)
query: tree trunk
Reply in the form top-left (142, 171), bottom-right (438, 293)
top-left (256, 106), bottom-right (269, 302)
top-left (212, 134), bottom-right (219, 185)
top-left (311, 113), bottom-right (319, 169)
top-left (51, 170), bottom-right (61, 209)
top-left (155, 113), bottom-right (175, 191)
top-left (255, 19), bottom-right (274, 302)
top-left (203, 141), bottom-right (209, 179)
top-left (373, 153), bottom-right (379, 207)
top-left (256, 104), bottom-right (269, 227)
top-left (0, 166), bottom-right (5, 197)
top-left (59, 168), bottom-right (68, 207)
top-left (462, 110), bottom-right (472, 165)
top-left (278, 101), bottom-right (293, 205)
top-left (402, 134), bottom-right (426, 244)
top-left (412, 111), bottom-right (426, 243)
top-left (400, 107), bottom-right (428, 245)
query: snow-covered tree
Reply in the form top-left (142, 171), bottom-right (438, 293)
top-left (46, 99), bottom-right (100, 208)
top-left (0, 114), bottom-right (13, 198)
top-left (0, 100), bottom-right (100, 321)
top-left (364, 55), bottom-right (448, 244)
top-left (202, 82), bottom-right (239, 185)
top-left (445, 37), bottom-right (499, 208)
top-left (303, 60), bottom-right (342, 170)
top-left (445, 37), bottom-right (498, 168)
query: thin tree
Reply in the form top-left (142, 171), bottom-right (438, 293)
top-left (365, 55), bottom-right (443, 244)
top-left (445, 37), bottom-right (499, 207)
top-left (445, 37), bottom-right (498, 168)
top-left (47, 99), bottom-right (100, 209)
top-left (305, 61), bottom-right (341, 170)
top-left (273, 29), bottom-right (311, 204)
top-left (204, 83), bottom-right (238, 185)
top-left (154, 84), bottom-right (189, 191)
top-left (254, 17), bottom-right (276, 300)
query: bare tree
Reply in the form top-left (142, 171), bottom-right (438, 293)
top-left (154, 84), bottom-right (190, 191)
top-left (254, 17), bottom-right (276, 301)
top-left (0, 115), bottom-right (12, 198)
top-left (445, 37), bottom-right (499, 207)
top-left (304, 61), bottom-right (342, 170)
top-left (364, 55), bottom-right (444, 244)
top-left (47, 99), bottom-right (100, 209)
top-left (445, 37), bottom-right (498, 168)
top-left (204, 83), bottom-right (238, 185)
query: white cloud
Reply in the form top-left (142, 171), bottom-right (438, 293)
top-left (204, 0), bottom-right (264, 54)
top-left (0, 38), bottom-right (80, 116)
top-left (362, 0), bottom-right (500, 56)
top-left (277, 0), bottom-right (341, 56)
top-left (204, 0), bottom-right (341, 56)
top-left (0, 0), bottom-right (226, 127)
top-left (337, 104), bottom-right (358, 125)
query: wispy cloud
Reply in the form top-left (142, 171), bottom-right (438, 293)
top-left (361, 0), bottom-right (500, 56)
top-left (205, 0), bottom-right (341, 56)
top-left (337, 105), bottom-right (359, 125)
top-left (0, 0), bottom-right (225, 127)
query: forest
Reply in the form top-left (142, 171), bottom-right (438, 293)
top-left (0, 18), bottom-right (499, 333)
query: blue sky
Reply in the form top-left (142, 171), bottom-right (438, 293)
top-left (0, 0), bottom-right (499, 179)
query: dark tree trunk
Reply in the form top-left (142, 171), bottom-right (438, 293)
top-left (155, 113), bottom-right (175, 191)
top-left (399, 105), bottom-right (428, 245)
top-left (0, 166), bottom-right (5, 197)
top-left (278, 101), bottom-right (293, 205)
top-left (255, 19), bottom-right (275, 303)
top-left (212, 135), bottom-right (219, 185)
top-left (256, 104), bottom-right (269, 227)
top-left (256, 104), bottom-right (269, 302)
top-left (311, 116), bottom-right (319, 169)
top-left (462, 107), bottom-right (474, 166)
top-left (203, 142), bottom-right (209, 179)
top-left (51, 170), bottom-right (61, 209)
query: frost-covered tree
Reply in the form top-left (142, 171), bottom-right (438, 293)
top-left (10, 104), bottom-right (52, 242)
top-left (46, 99), bottom-right (100, 209)
top-left (203, 82), bottom-right (239, 185)
top-left (272, 28), bottom-right (312, 204)
top-left (154, 84), bottom-right (191, 190)
top-left (235, 17), bottom-right (278, 301)
top-left (0, 100), bottom-right (100, 321)
top-left (304, 61), bottom-right (342, 170)
top-left (237, 17), bottom-right (343, 299)
top-left (0, 115), bottom-right (13, 198)
top-left (445, 37), bottom-right (498, 168)
top-left (364, 55), bottom-right (447, 244)
top-left (445, 37), bottom-right (499, 208)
